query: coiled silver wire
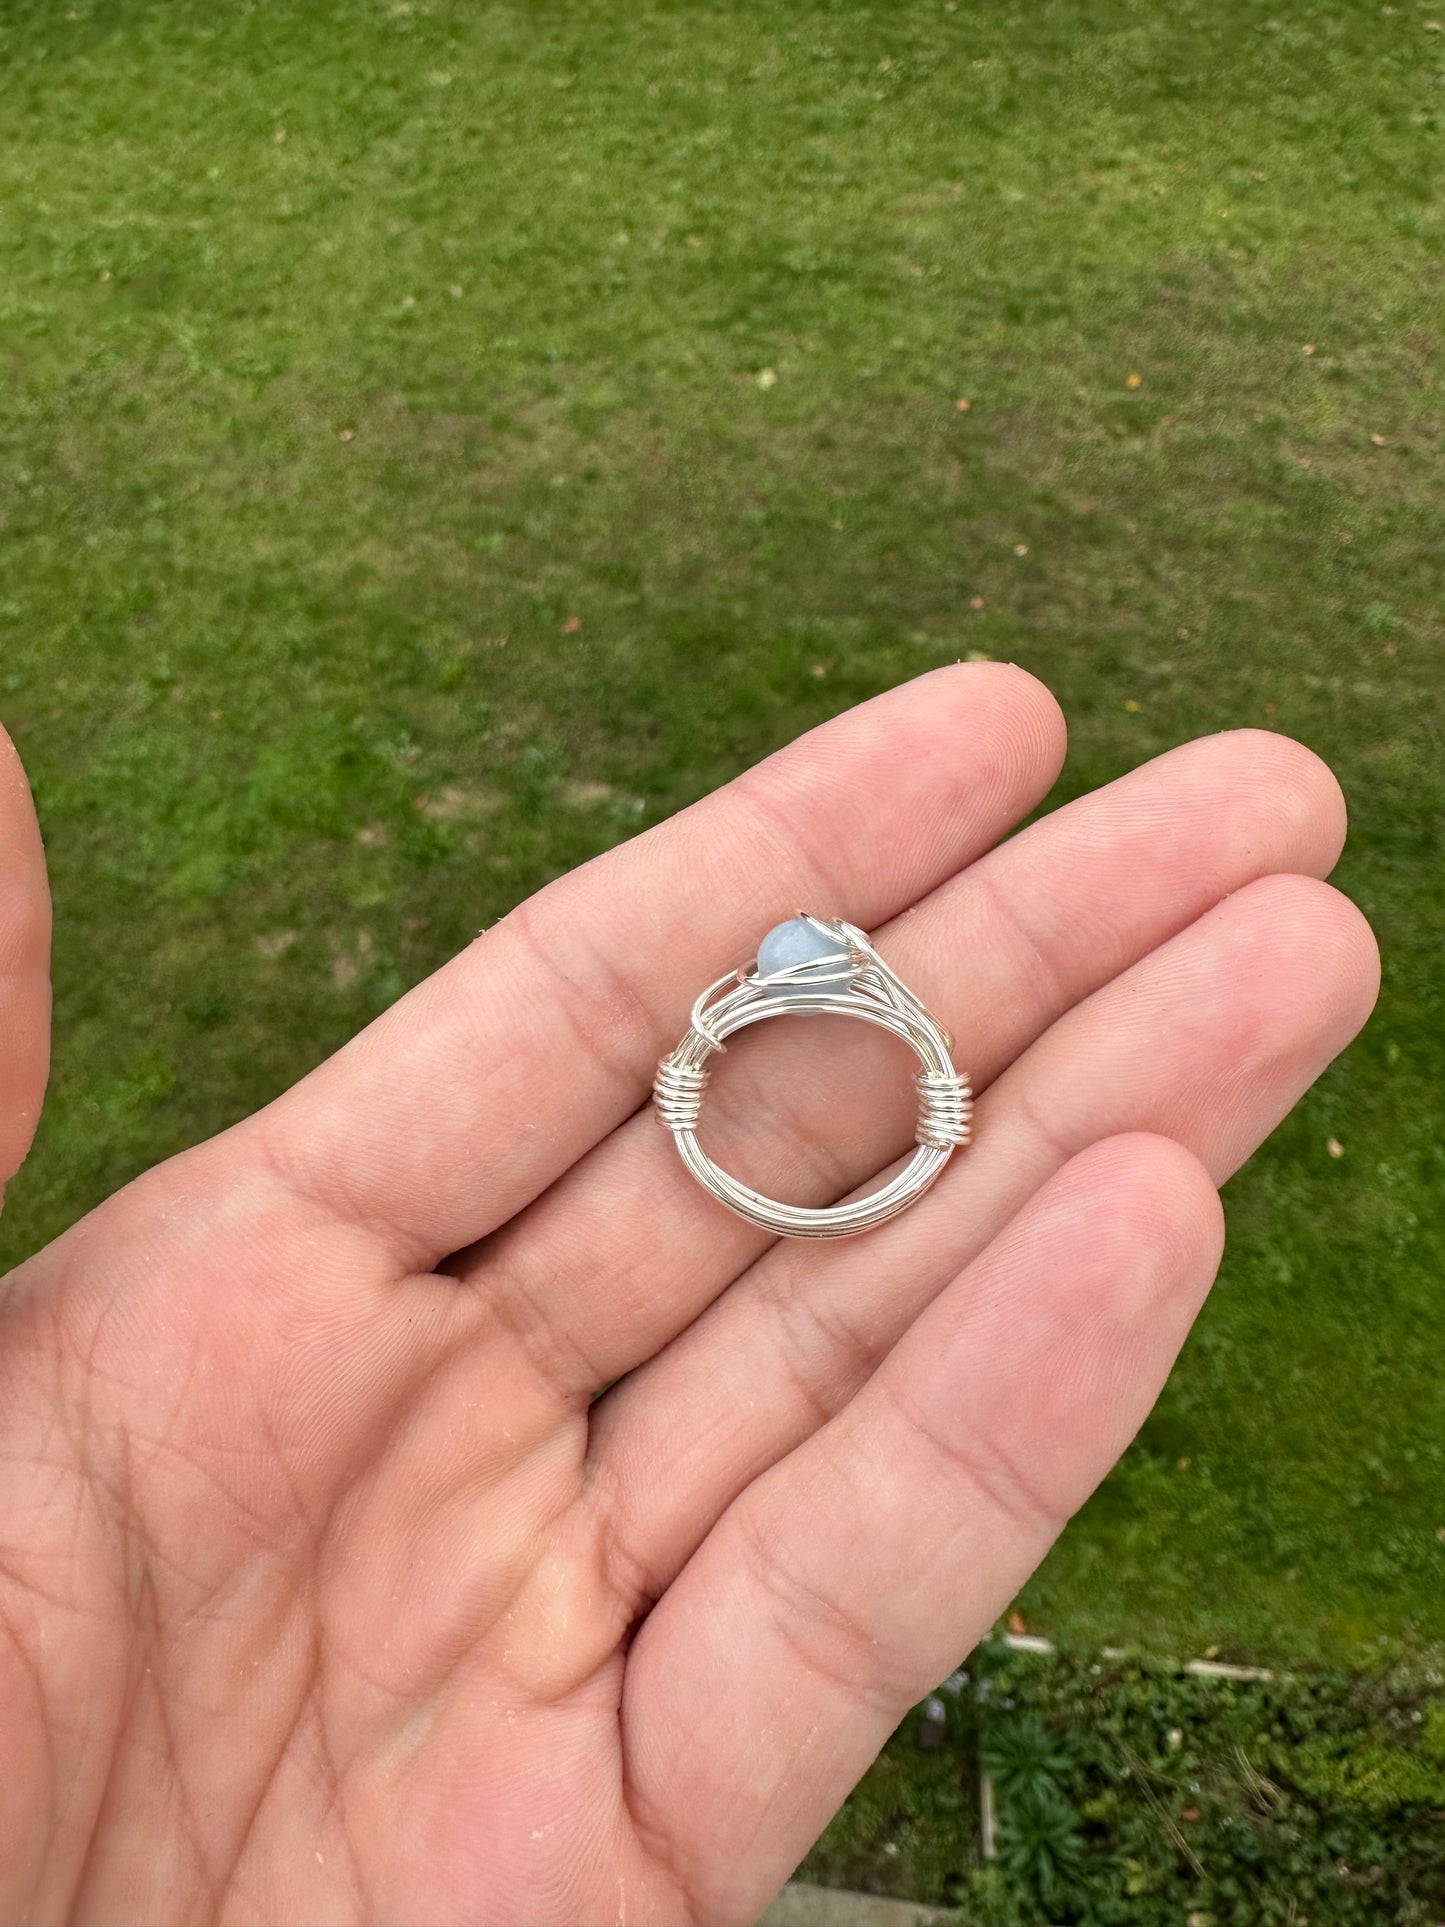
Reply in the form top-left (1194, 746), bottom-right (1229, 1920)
top-left (653, 914), bottom-right (972, 1239)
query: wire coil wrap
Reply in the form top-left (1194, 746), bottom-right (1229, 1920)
top-left (653, 914), bottom-right (972, 1239)
top-left (915, 1069), bottom-right (973, 1151)
top-left (652, 1057), bottom-right (709, 1133)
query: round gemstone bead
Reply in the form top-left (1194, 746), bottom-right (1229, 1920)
top-left (755, 917), bottom-right (854, 995)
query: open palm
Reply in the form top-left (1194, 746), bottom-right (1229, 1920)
top-left (0, 668), bottom-right (1377, 1927)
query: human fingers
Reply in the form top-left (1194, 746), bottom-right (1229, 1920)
top-left (459, 730), bottom-right (1345, 1395)
top-left (0, 723), bottom-right (50, 1214)
top-left (587, 872), bottom-right (1377, 1613)
top-left (623, 1135), bottom-right (1226, 1926)
top-left (248, 664), bottom-right (1064, 1271)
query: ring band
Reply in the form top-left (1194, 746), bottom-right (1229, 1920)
top-left (653, 913), bottom-right (972, 1239)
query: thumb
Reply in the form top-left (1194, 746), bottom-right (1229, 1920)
top-left (0, 723), bottom-right (51, 1211)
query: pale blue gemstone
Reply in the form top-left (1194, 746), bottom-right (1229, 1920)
top-left (755, 917), bottom-right (853, 996)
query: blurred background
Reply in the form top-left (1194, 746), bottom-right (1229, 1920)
top-left (1, 1), bottom-right (1440, 1916)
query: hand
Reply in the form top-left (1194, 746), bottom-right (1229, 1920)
top-left (0, 670), bottom-right (1377, 1927)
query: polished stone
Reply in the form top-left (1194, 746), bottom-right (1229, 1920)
top-left (756, 916), bottom-right (853, 994)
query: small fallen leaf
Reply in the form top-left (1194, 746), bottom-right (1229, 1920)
top-left (339, 428), bottom-right (355, 442)
top-left (1370, 432), bottom-right (1387, 447)
top-left (1013, 542), bottom-right (1029, 556)
top-left (1008, 1609), bottom-right (1028, 1636)
top-left (563, 614), bottom-right (582, 634)
top-left (1302, 342), bottom-right (1316, 355)
top-left (1125, 371), bottom-right (1143, 389)
top-left (756, 367), bottom-right (778, 389)
top-left (955, 396), bottom-right (971, 411)
top-left (1180, 1806), bottom-right (1201, 1823)
top-left (969, 595), bottom-right (986, 610)
top-left (1327, 1137), bottom-right (1344, 1158)
top-left (1124, 698), bottom-right (1142, 713)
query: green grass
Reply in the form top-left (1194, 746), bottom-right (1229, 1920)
top-left (0, 0), bottom-right (1441, 1680)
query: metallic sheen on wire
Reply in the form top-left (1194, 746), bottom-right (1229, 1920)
top-left (653, 914), bottom-right (972, 1239)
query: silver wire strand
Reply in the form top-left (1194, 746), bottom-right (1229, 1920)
top-left (653, 914), bottom-right (972, 1239)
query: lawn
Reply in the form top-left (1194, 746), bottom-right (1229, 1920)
top-left (0, 0), bottom-right (1440, 1696)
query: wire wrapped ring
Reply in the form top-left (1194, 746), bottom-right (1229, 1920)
top-left (654, 913), bottom-right (972, 1239)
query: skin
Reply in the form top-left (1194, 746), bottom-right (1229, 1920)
top-left (0, 668), bottom-right (1378, 1927)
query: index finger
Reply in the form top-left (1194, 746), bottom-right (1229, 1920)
top-left (250, 665), bottom-right (1065, 1270)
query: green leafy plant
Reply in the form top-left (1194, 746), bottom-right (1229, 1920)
top-left (984, 1712), bottom-right (1089, 1912)
top-left (802, 1639), bottom-right (1445, 1924)
top-left (994, 1773), bottom-right (1089, 1916)
top-left (983, 1710), bottom-right (1078, 1800)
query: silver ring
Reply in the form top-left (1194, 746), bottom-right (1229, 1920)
top-left (653, 913), bottom-right (972, 1239)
